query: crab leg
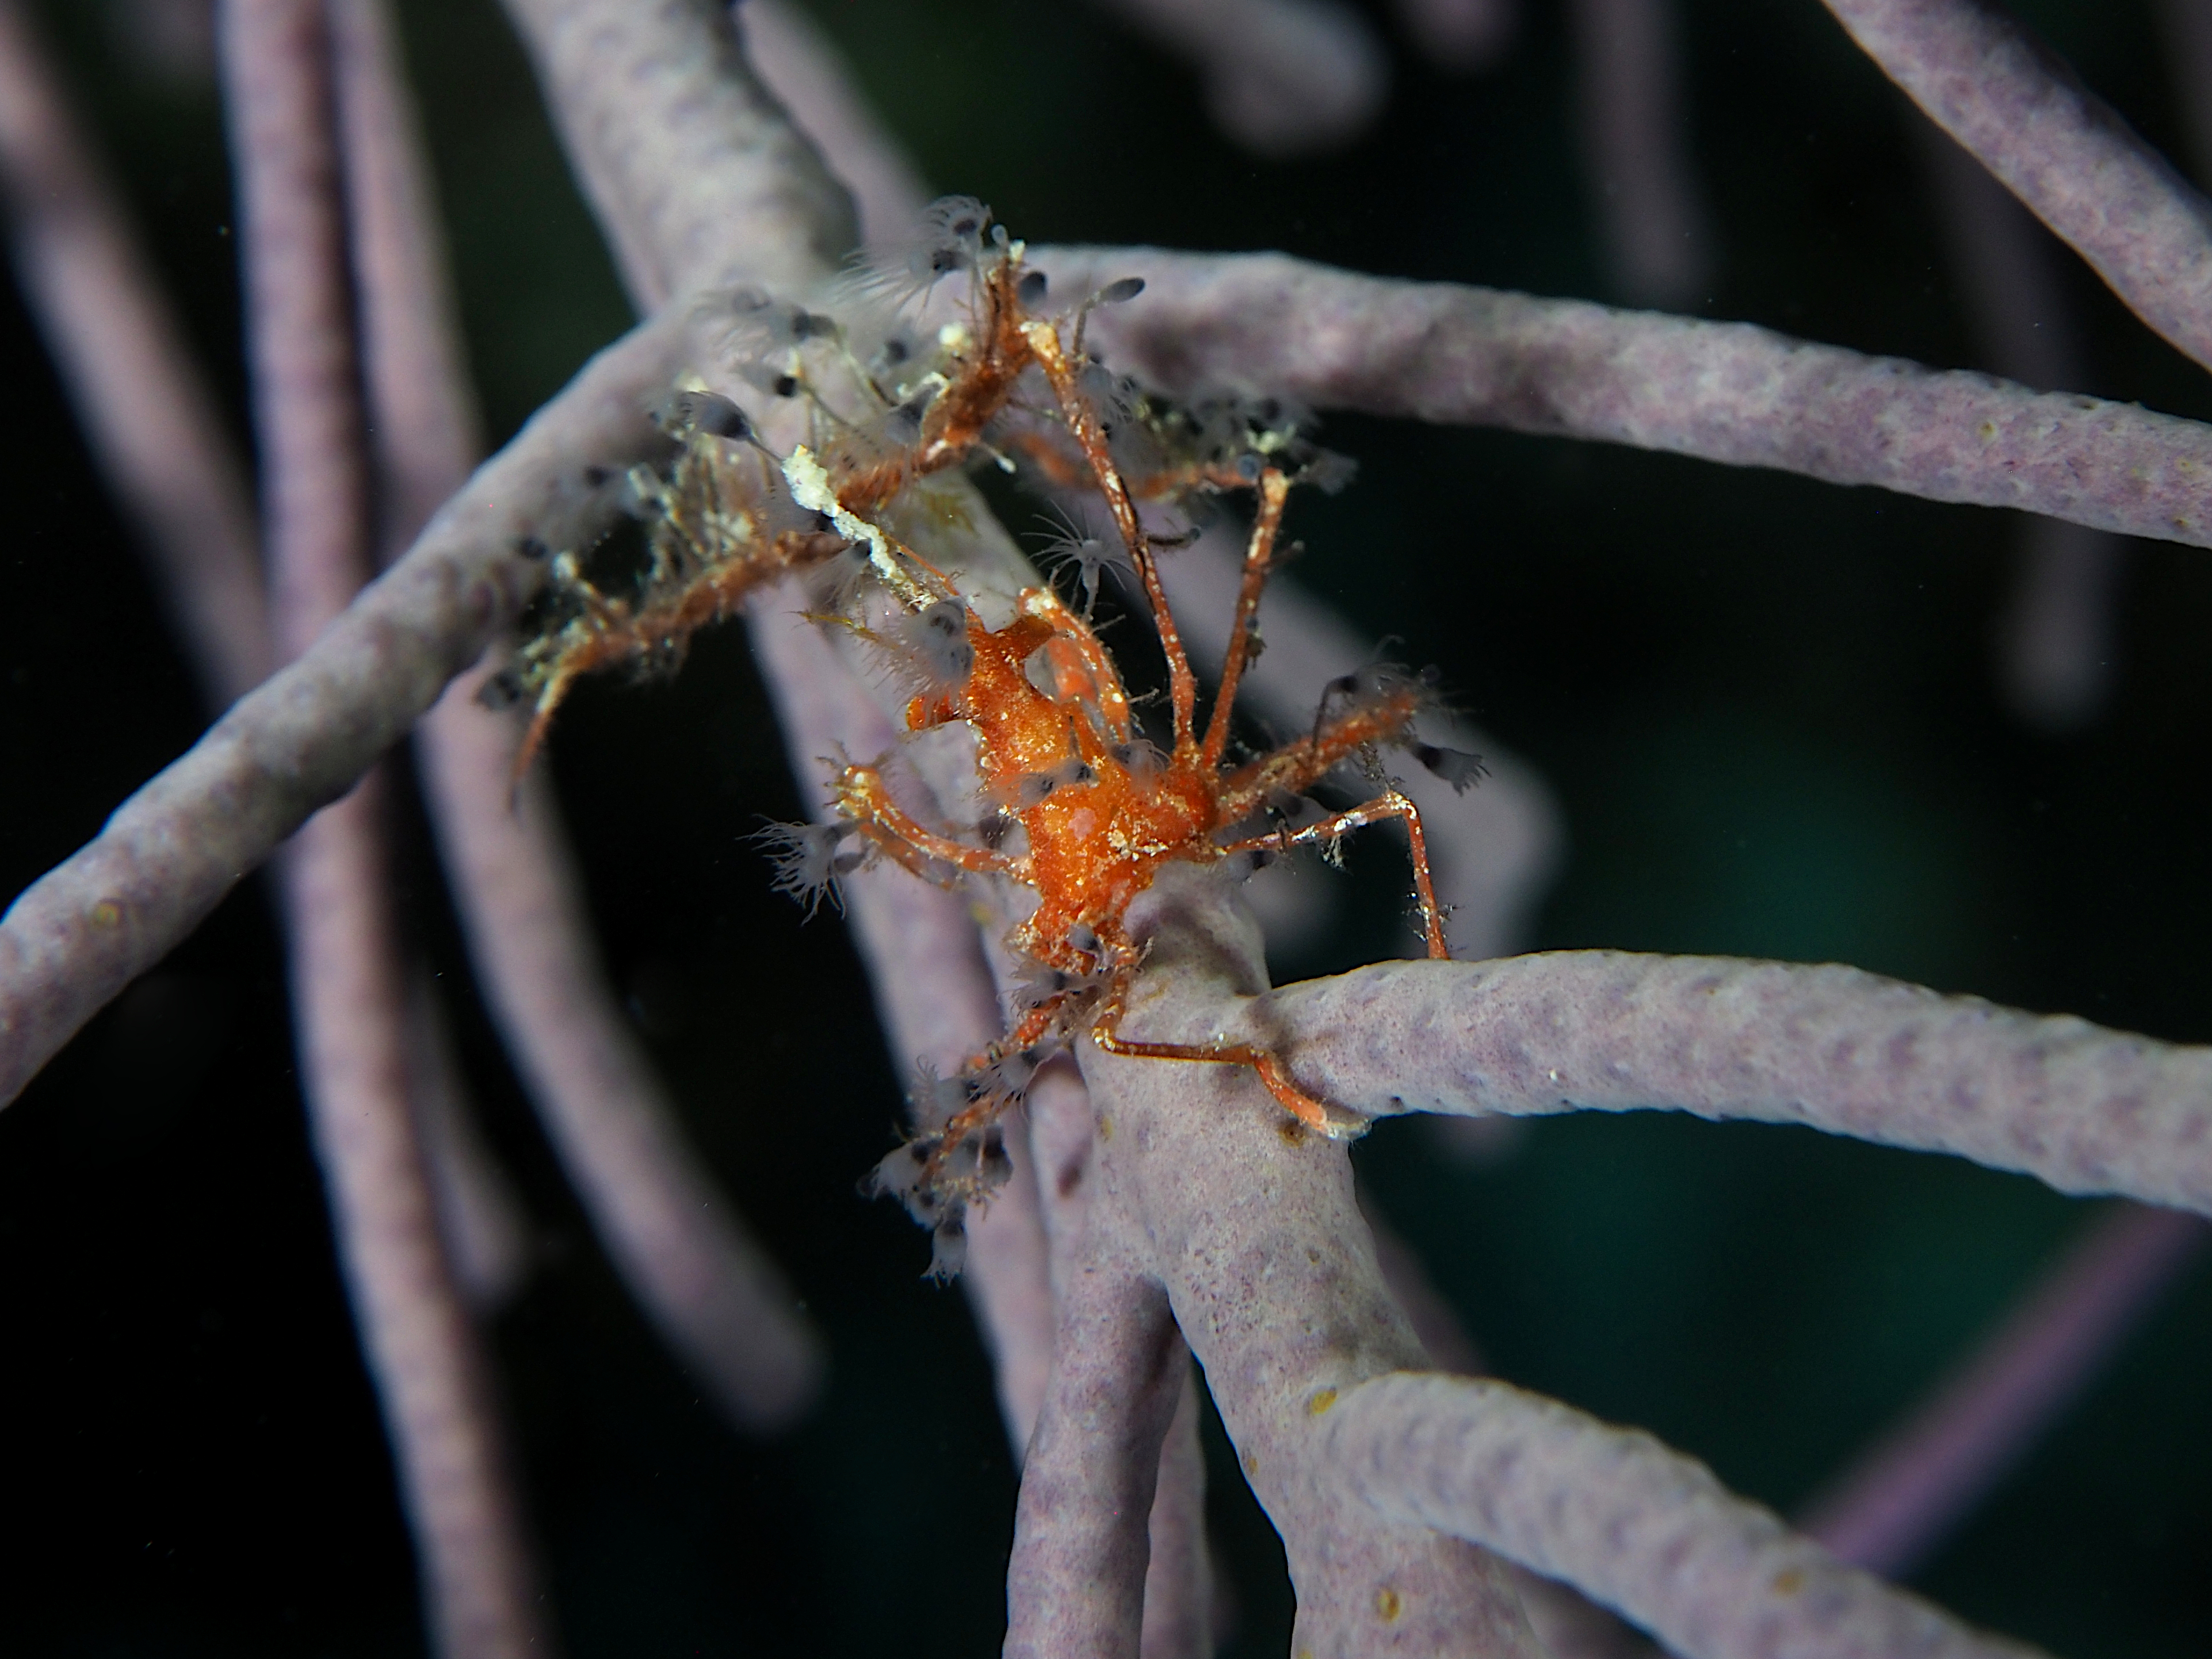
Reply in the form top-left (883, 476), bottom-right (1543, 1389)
top-left (836, 764), bottom-right (1029, 880)
top-left (1213, 672), bottom-right (1432, 823)
top-left (1199, 466), bottom-right (1289, 771)
top-left (1021, 320), bottom-right (1201, 759)
top-left (1088, 974), bottom-right (1344, 1136)
top-left (1218, 790), bottom-right (1451, 960)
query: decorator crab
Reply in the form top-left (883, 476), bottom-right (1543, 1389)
top-left (505, 199), bottom-right (1481, 1268)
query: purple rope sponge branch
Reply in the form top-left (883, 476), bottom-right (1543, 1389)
top-left (333, 0), bottom-right (824, 1430)
top-left (1319, 1371), bottom-right (2047, 1659)
top-left (0, 308), bottom-right (681, 1108)
top-left (500, 0), bottom-right (854, 307)
top-left (1004, 1249), bottom-right (1189, 1659)
top-left (1916, 124), bottom-right (2123, 727)
top-left (221, 0), bottom-right (549, 1650)
top-left (1, 0), bottom-right (538, 1322)
top-left (1083, 0), bottom-right (1389, 157)
top-left (1821, 0), bottom-right (2212, 376)
top-left (329, 0), bottom-right (482, 543)
top-left (1567, 0), bottom-right (1712, 305)
top-left (515, 0), bottom-right (1072, 1469)
top-left (278, 779), bottom-right (552, 1659)
top-left (738, 1), bottom-right (929, 252)
top-left (1047, 867), bottom-right (1552, 1657)
top-left (1797, 1201), bottom-right (2209, 1578)
top-left (2153, 0), bottom-right (2212, 189)
top-left (747, 594), bottom-right (1059, 1447)
top-left (404, 980), bottom-right (534, 1312)
top-left (0, 0), bottom-right (269, 707)
top-left (421, 687), bottom-right (829, 1428)
top-left (635, 7), bottom-right (1216, 1601)
top-left (1038, 246), bottom-right (2212, 548)
top-left (221, 0), bottom-right (361, 656)
top-left (1241, 953), bottom-right (2212, 1215)
top-left (1, 0), bottom-right (539, 1320)
top-left (1393, 0), bottom-right (1517, 72)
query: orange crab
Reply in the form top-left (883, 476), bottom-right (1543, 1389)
top-left (819, 323), bottom-right (1450, 1153)
top-left (505, 200), bottom-right (1474, 1256)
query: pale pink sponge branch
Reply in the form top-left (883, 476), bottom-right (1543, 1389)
top-left (1043, 245), bottom-right (2212, 548)
top-left (1246, 952), bottom-right (2212, 1214)
top-left (220, 0), bottom-right (550, 1651)
top-left (0, 304), bottom-right (681, 1108)
top-left (4, 0), bottom-right (2211, 1650)
top-left (1568, 0), bottom-right (1712, 307)
top-left (1821, 0), bottom-right (2212, 377)
top-left (334, 0), bottom-right (824, 1431)
top-left (1083, 0), bottom-right (1389, 158)
top-left (0, 0), bottom-right (269, 707)
top-left (1320, 1369), bottom-right (2046, 1659)
top-left (1797, 1201), bottom-right (2208, 1579)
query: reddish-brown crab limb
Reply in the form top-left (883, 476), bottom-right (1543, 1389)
top-left (1197, 466), bottom-right (1288, 772)
top-left (1021, 317), bottom-right (1201, 756)
top-left (1216, 684), bottom-right (1430, 820)
top-left (1092, 992), bottom-right (1338, 1134)
top-left (1239, 953), bottom-right (2212, 1215)
top-left (1218, 790), bottom-right (1450, 960)
top-left (837, 766), bottom-right (1028, 881)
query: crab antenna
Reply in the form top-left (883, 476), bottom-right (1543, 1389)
top-left (1019, 319), bottom-right (1201, 758)
top-left (1199, 467), bottom-right (1289, 771)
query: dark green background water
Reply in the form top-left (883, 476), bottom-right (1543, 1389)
top-left (2, 0), bottom-right (2207, 1652)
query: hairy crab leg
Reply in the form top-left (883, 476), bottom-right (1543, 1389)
top-left (1198, 466), bottom-right (1289, 772)
top-left (1020, 318), bottom-right (1202, 758)
top-left (1220, 790), bottom-right (1451, 959)
top-left (836, 764), bottom-right (1030, 879)
top-left (1021, 587), bottom-right (1135, 744)
top-left (1214, 689), bottom-right (1434, 821)
top-left (1088, 995), bottom-right (1346, 1137)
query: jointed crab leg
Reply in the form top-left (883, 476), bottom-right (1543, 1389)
top-left (1018, 587), bottom-right (1134, 744)
top-left (1088, 971), bottom-right (1344, 1134)
top-left (1021, 319), bottom-right (1202, 759)
top-left (1199, 467), bottom-right (1289, 772)
top-left (1213, 676), bottom-right (1435, 824)
top-left (1218, 790), bottom-right (1451, 960)
top-left (836, 763), bottom-right (1029, 880)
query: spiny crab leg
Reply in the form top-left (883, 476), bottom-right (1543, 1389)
top-left (1088, 976), bottom-right (1348, 1138)
top-left (835, 764), bottom-right (1030, 880)
top-left (1199, 466), bottom-right (1289, 771)
top-left (1019, 318), bottom-right (1202, 759)
top-left (1219, 790), bottom-right (1451, 960)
